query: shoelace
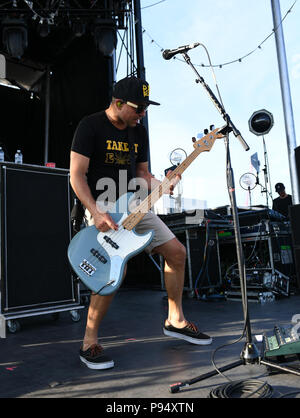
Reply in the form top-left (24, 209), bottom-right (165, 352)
top-left (89, 344), bottom-right (103, 357)
top-left (186, 322), bottom-right (199, 333)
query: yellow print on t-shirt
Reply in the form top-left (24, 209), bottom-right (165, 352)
top-left (105, 140), bottom-right (138, 164)
top-left (105, 152), bottom-right (131, 165)
top-left (104, 153), bottom-right (115, 164)
top-left (106, 140), bottom-right (138, 153)
top-left (105, 140), bottom-right (138, 165)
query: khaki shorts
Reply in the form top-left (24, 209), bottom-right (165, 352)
top-left (85, 208), bottom-right (175, 254)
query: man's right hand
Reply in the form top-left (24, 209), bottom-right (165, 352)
top-left (93, 211), bottom-right (119, 232)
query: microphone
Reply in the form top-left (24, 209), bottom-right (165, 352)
top-left (162, 42), bottom-right (200, 60)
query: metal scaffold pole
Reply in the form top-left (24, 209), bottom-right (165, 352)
top-left (271, 0), bottom-right (299, 203)
top-left (133, 0), bottom-right (151, 168)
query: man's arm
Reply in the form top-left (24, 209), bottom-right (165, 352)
top-left (135, 161), bottom-right (159, 188)
top-left (136, 161), bottom-right (180, 195)
top-left (70, 151), bottom-right (118, 231)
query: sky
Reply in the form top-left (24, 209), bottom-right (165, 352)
top-left (118, 0), bottom-right (300, 211)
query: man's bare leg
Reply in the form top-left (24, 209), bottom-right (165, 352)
top-left (152, 237), bottom-right (187, 328)
top-left (82, 293), bottom-right (115, 350)
top-left (82, 266), bottom-right (127, 350)
top-left (153, 237), bottom-right (212, 345)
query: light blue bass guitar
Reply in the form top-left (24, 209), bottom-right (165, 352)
top-left (67, 127), bottom-right (225, 295)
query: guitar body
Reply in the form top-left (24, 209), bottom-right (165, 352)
top-left (68, 193), bottom-right (154, 295)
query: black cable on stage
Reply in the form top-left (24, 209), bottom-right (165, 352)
top-left (278, 390), bottom-right (300, 398)
top-left (208, 379), bottom-right (274, 398)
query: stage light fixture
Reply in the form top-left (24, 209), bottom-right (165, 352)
top-left (38, 19), bottom-right (50, 38)
top-left (93, 19), bottom-right (117, 57)
top-left (2, 18), bottom-right (28, 59)
top-left (248, 109), bottom-right (274, 136)
top-left (72, 20), bottom-right (86, 38)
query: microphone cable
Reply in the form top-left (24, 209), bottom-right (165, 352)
top-left (197, 43), bottom-right (226, 110)
top-left (208, 379), bottom-right (274, 398)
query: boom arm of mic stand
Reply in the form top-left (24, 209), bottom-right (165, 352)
top-left (181, 52), bottom-right (250, 151)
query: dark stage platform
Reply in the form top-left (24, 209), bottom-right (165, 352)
top-left (1, 288), bottom-right (300, 399)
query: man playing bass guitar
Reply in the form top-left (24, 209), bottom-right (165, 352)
top-left (70, 76), bottom-right (212, 370)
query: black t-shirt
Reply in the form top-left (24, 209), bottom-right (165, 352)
top-left (71, 111), bottom-right (149, 200)
top-left (272, 194), bottom-right (293, 217)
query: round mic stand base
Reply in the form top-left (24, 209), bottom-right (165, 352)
top-left (169, 354), bottom-right (300, 394)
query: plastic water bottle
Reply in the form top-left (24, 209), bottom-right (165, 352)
top-left (0, 147), bottom-right (4, 162)
top-left (15, 149), bottom-right (23, 164)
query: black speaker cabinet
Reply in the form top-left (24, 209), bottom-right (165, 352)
top-left (289, 204), bottom-right (300, 247)
top-left (295, 146), bottom-right (300, 186)
top-left (0, 163), bottom-right (80, 315)
top-left (292, 247), bottom-right (300, 289)
top-left (173, 226), bottom-right (222, 292)
top-left (125, 252), bottom-right (163, 289)
top-left (289, 204), bottom-right (300, 288)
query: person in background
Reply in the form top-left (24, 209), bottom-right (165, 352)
top-left (272, 182), bottom-right (293, 218)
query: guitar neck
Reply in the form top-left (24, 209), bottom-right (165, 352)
top-left (122, 127), bottom-right (222, 231)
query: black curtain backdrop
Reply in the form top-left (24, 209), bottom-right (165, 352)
top-left (0, 83), bottom-right (44, 164)
top-left (48, 35), bottom-right (113, 168)
top-left (0, 34), bottom-right (113, 168)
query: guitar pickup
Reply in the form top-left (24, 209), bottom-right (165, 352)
top-left (79, 259), bottom-right (96, 276)
top-left (103, 235), bottom-right (119, 249)
top-left (90, 248), bottom-right (107, 264)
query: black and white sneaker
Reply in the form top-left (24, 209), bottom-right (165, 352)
top-left (163, 321), bottom-right (212, 345)
top-left (79, 344), bottom-right (114, 370)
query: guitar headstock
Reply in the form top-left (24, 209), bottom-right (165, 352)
top-left (193, 125), bottom-right (226, 152)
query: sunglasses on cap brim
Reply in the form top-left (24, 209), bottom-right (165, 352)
top-left (124, 101), bottom-right (149, 114)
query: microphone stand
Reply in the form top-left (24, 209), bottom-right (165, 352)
top-left (169, 52), bottom-right (300, 394)
top-left (262, 135), bottom-right (273, 207)
top-left (248, 186), bottom-right (252, 209)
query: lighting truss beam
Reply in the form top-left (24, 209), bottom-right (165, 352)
top-left (0, 1), bottom-right (132, 29)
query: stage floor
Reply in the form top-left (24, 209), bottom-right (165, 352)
top-left (1, 287), bottom-right (300, 399)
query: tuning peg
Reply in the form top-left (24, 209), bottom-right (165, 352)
top-left (210, 124), bottom-right (215, 131)
top-left (204, 128), bottom-right (209, 135)
top-left (192, 136), bottom-right (196, 143)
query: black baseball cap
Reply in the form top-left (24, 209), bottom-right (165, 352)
top-left (112, 76), bottom-right (160, 106)
top-left (275, 182), bottom-right (285, 192)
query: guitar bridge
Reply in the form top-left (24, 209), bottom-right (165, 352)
top-left (79, 259), bottom-right (96, 276)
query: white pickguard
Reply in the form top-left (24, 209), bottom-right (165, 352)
top-left (96, 213), bottom-right (152, 285)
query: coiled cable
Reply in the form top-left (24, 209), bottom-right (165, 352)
top-left (208, 379), bottom-right (273, 398)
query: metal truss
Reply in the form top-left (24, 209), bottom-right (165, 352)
top-left (0, 0), bottom-right (142, 79)
top-left (0, 1), bottom-right (130, 25)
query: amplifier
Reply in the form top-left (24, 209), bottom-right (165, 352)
top-left (229, 268), bottom-right (290, 296)
top-left (159, 210), bottom-right (230, 228)
top-left (169, 226), bottom-right (222, 293)
top-left (218, 225), bottom-right (295, 289)
top-left (289, 205), bottom-right (300, 288)
top-left (225, 290), bottom-right (275, 303)
top-left (0, 163), bottom-right (80, 315)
